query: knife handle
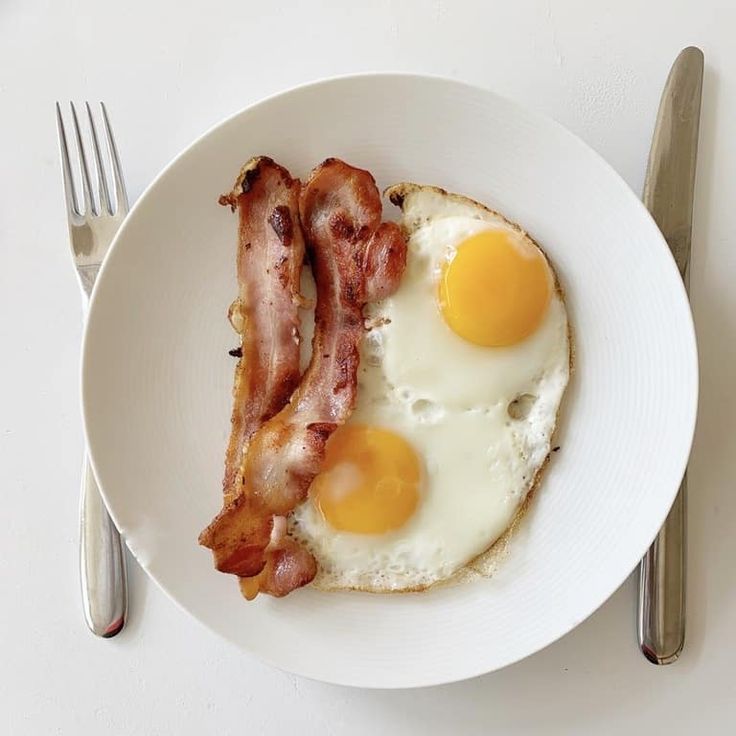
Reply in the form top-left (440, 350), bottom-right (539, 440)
top-left (80, 457), bottom-right (128, 637)
top-left (637, 475), bottom-right (686, 663)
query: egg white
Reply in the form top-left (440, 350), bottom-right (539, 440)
top-left (290, 187), bottom-right (570, 592)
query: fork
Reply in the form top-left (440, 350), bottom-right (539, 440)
top-left (56, 102), bottom-right (129, 637)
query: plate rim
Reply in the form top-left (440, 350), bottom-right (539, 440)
top-left (81, 71), bottom-right (699, 688)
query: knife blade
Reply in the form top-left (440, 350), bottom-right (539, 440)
top-left (637, 46), bottom-right (703, 664)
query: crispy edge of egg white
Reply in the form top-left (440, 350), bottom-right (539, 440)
top-left (305, 182), bottom-right (574, 594)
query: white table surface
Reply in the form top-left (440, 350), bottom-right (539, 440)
top-left (2, 0), bottom-right (734, 733)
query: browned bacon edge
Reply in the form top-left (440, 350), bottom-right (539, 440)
top-left (199, 158), bottom-right (407, 598)
top-left (199, 156), bottom-right (304, 548)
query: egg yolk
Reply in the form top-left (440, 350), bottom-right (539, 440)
top-left (310, 425), bottom-right (421, 534)
top-left (439, 230), bottom-right (551, 347)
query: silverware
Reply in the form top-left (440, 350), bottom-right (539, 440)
top-left (637, 47), bottom-right (703, 664)
top-left (56, 102), bottom-right (129, 637)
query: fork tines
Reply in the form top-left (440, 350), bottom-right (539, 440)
top-left (55, 102), bottom-right (128, 220)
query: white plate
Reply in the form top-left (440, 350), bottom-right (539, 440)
top-left (82, 74), bottom-right (697, 688)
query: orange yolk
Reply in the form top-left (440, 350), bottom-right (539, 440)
top-left (439, 230), bottom-right (551, 347)
top-left (310, 425), bottom-right (421, 534)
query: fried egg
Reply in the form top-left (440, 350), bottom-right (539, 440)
top-left (290, 183), bottom-right (571, 592)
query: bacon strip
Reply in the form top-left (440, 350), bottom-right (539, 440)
top-left (200, 158), bottom-right (407, 597)
top-left (200, 157), bottom-right (304, 550)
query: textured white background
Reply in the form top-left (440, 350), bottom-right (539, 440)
top-left (1, 0), bottom-right (734, 733)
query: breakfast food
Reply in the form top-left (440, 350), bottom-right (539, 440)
top-left (200, 158), bottom-right (571, 599)
top-left (216, 157), bottom-right (305, 507)
top-left (199, 158), bottom-right (407, 598)
top-left (199, 156), bottom-right (312, 595)
top-left (290, 183), bottom-right (571, 592)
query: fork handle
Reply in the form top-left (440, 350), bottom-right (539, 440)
top-left (637, 475), bottom-right (687, 663)
top-left (80, 457), bottom-right (127, 637)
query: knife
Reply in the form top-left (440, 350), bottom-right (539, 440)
top-left (637, 46), bottom-right (703, 664)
